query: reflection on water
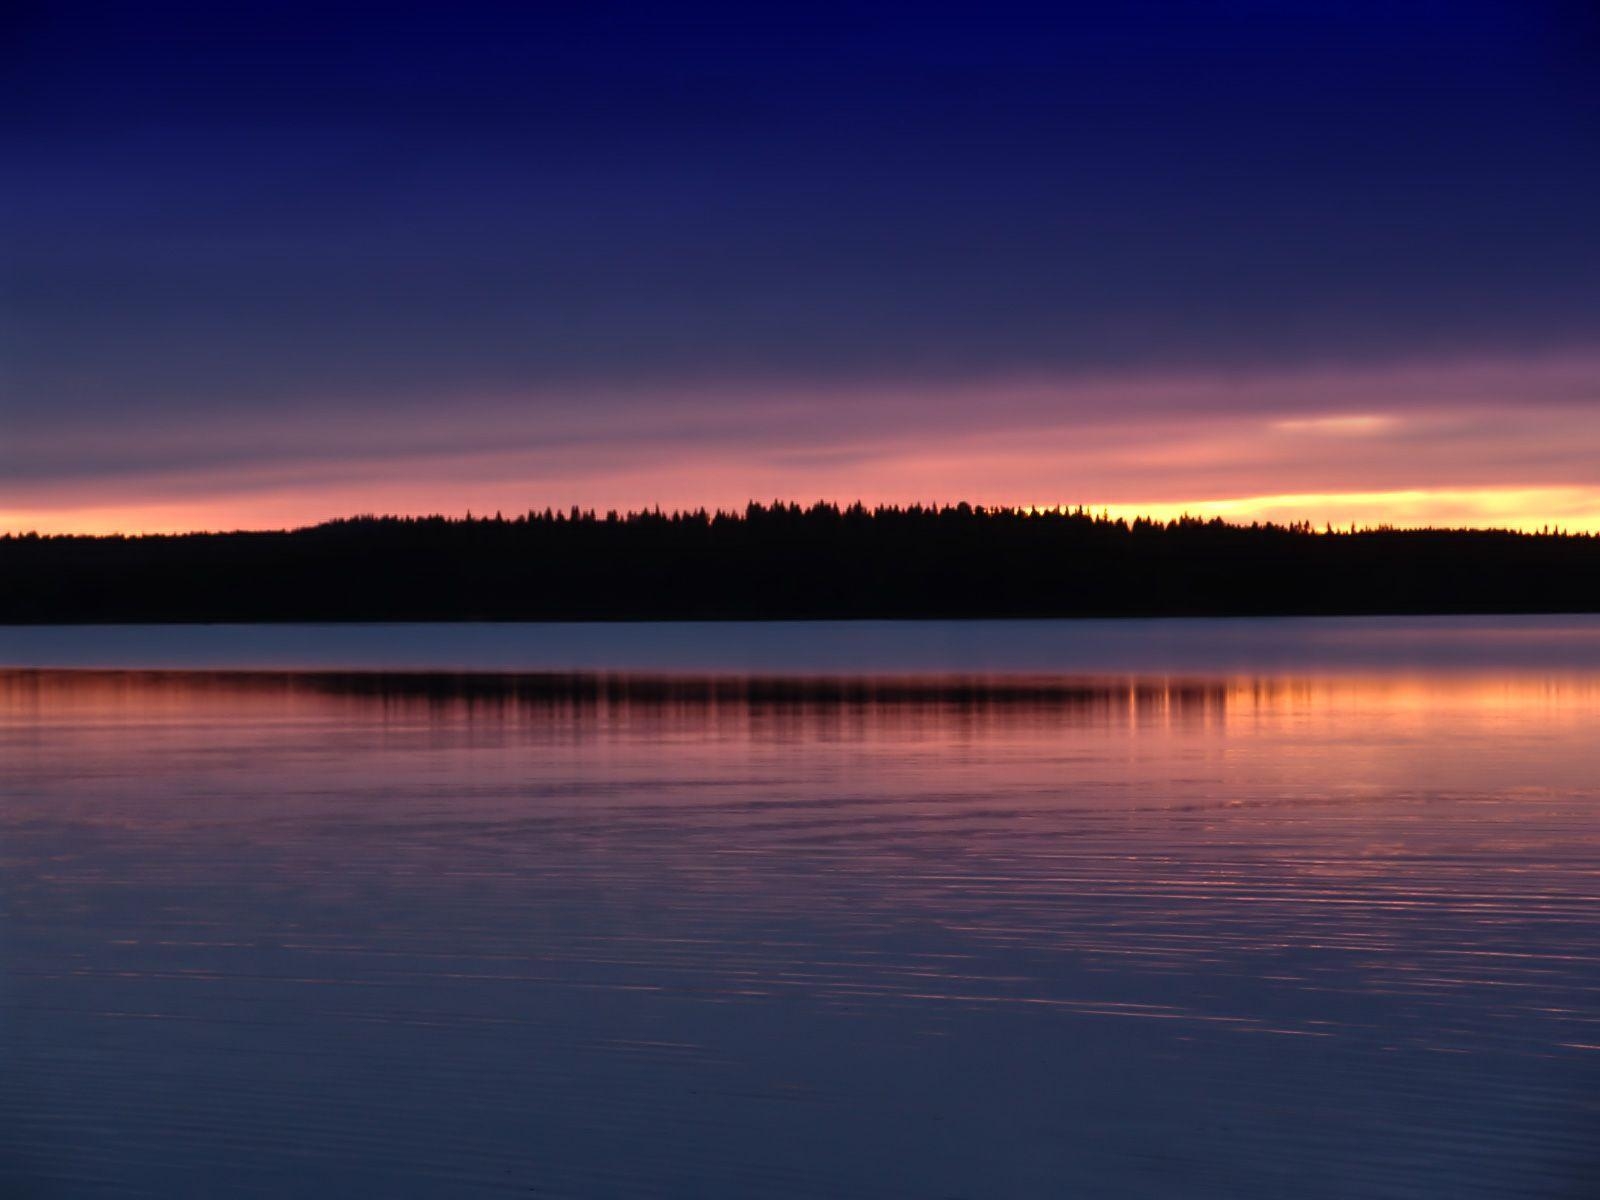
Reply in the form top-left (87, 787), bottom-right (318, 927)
top-left (2, 657), bottom-right (1597, 1197)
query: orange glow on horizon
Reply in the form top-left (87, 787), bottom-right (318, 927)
top-left (8, 355), bottom-right (1600, 537)
top-left (6, 484), bottom-right (1600, 537)
top-left (1094, 487), bottom-right (1600, 534)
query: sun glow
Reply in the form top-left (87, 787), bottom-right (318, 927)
top-left (8, 485), bottom-right (1600, 538)
top-left (1093, 487), bottom-right (1600, 534)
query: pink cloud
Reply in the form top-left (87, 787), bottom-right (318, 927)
top-left (6, 351), bottom-right (1599, 533)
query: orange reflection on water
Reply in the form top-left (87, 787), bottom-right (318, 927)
top-left (5, 665), bottom-right (1597, 804)
top-left (2, 662), bottom-right (1598, 1196)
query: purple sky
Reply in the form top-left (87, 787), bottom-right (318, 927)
top-left (4, 2), bottom-right (1598, 532)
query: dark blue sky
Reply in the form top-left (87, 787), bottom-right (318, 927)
top-left (4, 1), bottom-right (1599, 530)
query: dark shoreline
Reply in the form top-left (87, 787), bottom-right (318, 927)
top-left (5, 503), bottom-right (1598, 623)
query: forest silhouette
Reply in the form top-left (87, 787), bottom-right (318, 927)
top-left (4, 502), bottom-right (1597, 622)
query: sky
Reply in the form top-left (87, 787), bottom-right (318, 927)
top-left (4, 0), bottom-right (1599, 534)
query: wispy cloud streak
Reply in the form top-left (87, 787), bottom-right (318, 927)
top-left (6, 354), bottom-right (1598, 534)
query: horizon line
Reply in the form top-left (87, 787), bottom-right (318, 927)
top-left (6, 499), bottom-right (1597, 541)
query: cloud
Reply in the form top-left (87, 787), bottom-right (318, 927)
top-left (1271, 415), bottom-right (1399, 437)
top-left (5, 351), bottom-right (1599, 534)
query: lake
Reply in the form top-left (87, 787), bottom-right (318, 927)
top-left (2, 618), bottom-right (1597, 1197)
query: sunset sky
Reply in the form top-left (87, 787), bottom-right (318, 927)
top-left (5, 1), bottom-right (1598, 534)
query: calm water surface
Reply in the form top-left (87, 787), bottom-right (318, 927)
top-left (2, 618), bottom-right (1597, 1197)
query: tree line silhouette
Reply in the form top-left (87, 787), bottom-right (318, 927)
top-left (3, 501), bottom-right (1597, 622)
